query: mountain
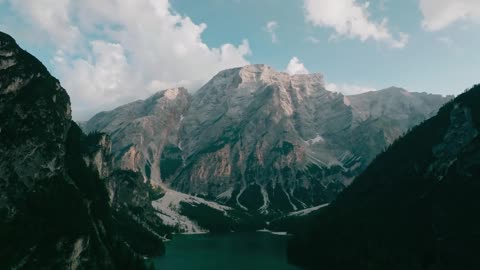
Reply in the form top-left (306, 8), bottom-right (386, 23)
top-left (0, 31), bottom-right (165, 269)
top-left (85, 64), bottom-right (450, 214)
top-left (287, 85), bottom-right (480, 270)
top-left (84, 87), bottom-right (191, 184)
top-left (344, 87), bottom-right (452, 163)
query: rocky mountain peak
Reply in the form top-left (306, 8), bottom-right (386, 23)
top-left (151, 86), bottom-right (189, 101)
top-left (346, 86), bottom-right (452, 127)
top-left (163, 86), bottom-right (188, 100)
top-left (201, 64), bottom-right (326, 98)
top-left (83, 86), bottom-right (191, 183)
top-left (86, 63), bottom-right (451, 214)
top-left (379, 86), bottom-right (408, 92)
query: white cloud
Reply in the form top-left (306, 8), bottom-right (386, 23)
top-left (325, 82), bottom-right (375, 95)
top-left (420, 0), bottom-right (480, 31)
top-left (265, 21), bottom-right (279, 43)
top-left (286, 57), bottom-right (309, 75)
top-left (8, 0), bottom-right (81, 51)
top-left (304, 0), bottom-right (408, 48)
top-left (54, 41), bottom-right (135, 118)
top-left (5, 0), bottom-right (251, 120)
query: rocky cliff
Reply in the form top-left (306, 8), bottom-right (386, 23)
top-left (0, 31), bottom-right (164, 269)
top-left (84, 88), bottom-right (191, 184)
top-left (85, 64), bottom-right (450, 214)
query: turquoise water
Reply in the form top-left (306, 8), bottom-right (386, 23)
top-left (152, 232), bottom-right (300, 270)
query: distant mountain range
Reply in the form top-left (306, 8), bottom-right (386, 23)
top-left (84, 64), bottom-right (450, 214)
top-left (288, 85), bottom-right (480, 270)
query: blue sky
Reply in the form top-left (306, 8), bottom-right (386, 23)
top-left (1, 0), bottom-right (479, 120)
top-left (172, 0), bottom-right (480, 94)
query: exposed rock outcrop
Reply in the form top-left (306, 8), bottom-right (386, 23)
top-left (85, 64), bottom-right (450, 214)
top-left (84, 87), bottom-right (191, 183)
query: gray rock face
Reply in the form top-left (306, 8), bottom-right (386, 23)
top-left (85, 64), bottom-right (451, 214)
top-left (82, 132), bottom-right (113, 179)
top-left (84, 87), bottom-right (191, 183)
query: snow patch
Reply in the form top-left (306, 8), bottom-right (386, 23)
top-left (283, 187), bottom-right (297, 211)
top-left (288, 203), bottom-right (329, 217)
top-left (235, 186), bottom-right (248, 211)
top-left (257, 229), bottom-right (289, 236)
top-left (69, 237), bottom-right (85, 270)
top-left (152, 188), bottom-right (233, 233)
top-left (304, 151), bottom-right (328, 167)
top-left (306, 134), bottom-right (325, 145)
top-left (258, 186), bottom-right (270, 214)
top-left (216, 187), bottom-right (234, 201)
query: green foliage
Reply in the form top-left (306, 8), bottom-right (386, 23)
top-left (107, 170), bottom-right (168, 256)
top-left (178, 201), bottom-right (265, 233)
top-left (288, 85), bottom-right (480, 270)
top-left (237, 184), bottom-right (264, 210)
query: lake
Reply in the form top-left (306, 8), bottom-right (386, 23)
top-left (152, 232), bottom-right (300, 270)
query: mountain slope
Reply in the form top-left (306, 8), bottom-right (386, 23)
top-left (165, 66), bottom-right (448, 212)
top-left (288, 85), bottom-right (480, 270)
top-left (0, 31), bottom-right (164, 269)
top-left (85, 64), bottom-right (450, 214)
top-left (84, 87), bottom-right (191, 183)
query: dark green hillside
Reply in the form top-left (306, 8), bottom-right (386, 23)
top-left (0, 31), bottom-right (165, 269)
top-left (288, 85), bottom-right (480, 270)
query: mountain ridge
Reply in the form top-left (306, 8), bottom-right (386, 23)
top-left (0, 31), bottom-right (166, 269)
top-left (288, 84), bottom-right (480, 270)
top-left (84, 64), bottom-right (451, 214)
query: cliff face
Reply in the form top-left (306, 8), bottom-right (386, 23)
top-left (288, 85), bottom-right (480, 270)
top-left (0, 31), bottom-right (72, 216)
top-left (173, 65), bottom-right (352, 213)
top-left (85, 64), bottom-right (450, 214)
top-left (0, 31), bottom-right (164, 269)
top-left (84, 87), bottom-right (191, 184)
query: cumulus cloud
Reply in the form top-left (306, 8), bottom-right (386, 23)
top-left (286, 57), bottom-right (310, 75)
top-left (8, 0), bottom-right (80, 51)
top-left (325, 82), bottom-right (375, 95)
top-left (420, 0), bottom-right (480, 31)
top-left (304, 0), bottom-right (408, 48)
top-left (265, 21), bottom-right (279, 43)
top-left (4, 0), bottom-right (251, 119)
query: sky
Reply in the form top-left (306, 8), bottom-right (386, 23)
top-left (1, 0), bottom-right (479, 120)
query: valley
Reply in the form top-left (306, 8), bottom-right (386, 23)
top-left (1, 26), bottom-right (478, 270)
